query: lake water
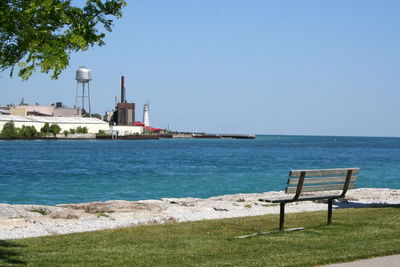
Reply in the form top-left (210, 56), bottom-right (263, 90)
top-left (0, 135), bottom-right (399, 205)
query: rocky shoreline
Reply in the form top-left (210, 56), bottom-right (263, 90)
top-left (0, 188), bottom-right (399, 240)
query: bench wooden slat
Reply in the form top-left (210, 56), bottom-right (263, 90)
top-left (260, 194), bottom-right (342, 203)
top-left (287, 176), bottom-right (357, 185)
top-left (289, 168), bottom-right (359, 177)
top-left (285, 183), bottom-right (356, 194)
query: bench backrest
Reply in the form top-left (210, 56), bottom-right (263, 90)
top-left (286, 168), bottom-right (359, 199)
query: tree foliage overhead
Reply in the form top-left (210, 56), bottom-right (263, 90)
top-left (0, 0), bottom-right (126, 80)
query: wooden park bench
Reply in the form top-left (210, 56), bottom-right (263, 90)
top-left (259, 168), bottom-right (360, 232)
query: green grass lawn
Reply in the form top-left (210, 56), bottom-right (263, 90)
top-left (1, 207), bottom-right (399, 266)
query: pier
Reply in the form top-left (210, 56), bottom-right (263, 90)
top-left (220, 134), bottom-right (256, 139)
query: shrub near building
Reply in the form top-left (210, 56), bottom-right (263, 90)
top-left (0, 121), bottom-right (39, 139)
top-left (0, 121), bottom-right (19, 138)
top-left (49, 124), bottom-right (61, 137)
top-left (20, 125), bottom-right (38, 137)
top-left (40, 123), bottom-right (61, 137)
top-left (0, 121), bottom-right (93, 139)
top-left (65, 126), bottom-right (88, 136)
top-left (40, 123), bottom-right (51, 135)
top-left (97, 130), bottom-right (109, 136)
top-left (76, 126), bottom-right (88, 134)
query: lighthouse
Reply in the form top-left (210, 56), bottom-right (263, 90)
top-left (143, 102), bottom-right (150, 127)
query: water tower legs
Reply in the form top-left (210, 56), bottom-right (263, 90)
top-left (75, 81), bottom-right (91, 117)
top-left (87, 82), bottom-right (91, 117)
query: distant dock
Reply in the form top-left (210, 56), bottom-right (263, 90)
top-left (220, 134), bottom-right (256, 139)
top-left (191, 133), bottom-right (256, 139)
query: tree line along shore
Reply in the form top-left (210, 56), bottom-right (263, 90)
top-left (0, 121), bottom-right (99, 140)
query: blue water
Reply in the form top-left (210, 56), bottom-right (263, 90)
top-left (0, 135), bottom-right (399, 205)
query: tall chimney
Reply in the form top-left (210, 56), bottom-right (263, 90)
top-left (121, 76), bottom-right (126, 103)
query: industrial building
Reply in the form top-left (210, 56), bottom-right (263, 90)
top-left (104, 76), bottom-right (144, 136)
top-left (110, 125), bottom-right (143, 136)
top-left (0, 115), bottom-right (109, 134)
top-left (115, 102), bottom-right (135, 125)
top-left (110, 76), bottom-right (136, 126)
top-left (0, 106), bottom-right (11, 115)
top-left (5, 103), bottom-right (81, 117)
top-left (0, 70), bottom-right (162, 137)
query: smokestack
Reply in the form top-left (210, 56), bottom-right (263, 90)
top-left (121, 76), bottom-right (126, 103)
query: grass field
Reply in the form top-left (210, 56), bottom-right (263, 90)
top-left (1, 207), bottom-right (399, 266)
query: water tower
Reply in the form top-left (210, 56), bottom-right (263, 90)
top-left (75, 66), bottom-right (92, 116)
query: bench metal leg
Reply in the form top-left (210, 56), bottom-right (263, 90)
top-left (280, 203), bottom-right (285, 232)
top-left (328, 199), bottom-right (333, 225)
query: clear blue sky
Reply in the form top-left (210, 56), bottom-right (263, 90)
top-left (1, 0), bottom-right (399, 136)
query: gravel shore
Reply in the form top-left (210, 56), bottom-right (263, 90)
top-left (0, 188), bottom-right (398, 240)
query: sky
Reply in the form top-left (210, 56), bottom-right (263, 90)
top-left (1, 0), bottom-right (399, 137)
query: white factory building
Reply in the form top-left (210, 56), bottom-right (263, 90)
top-left (0, 115), bottom-right (144, 135)
top-left (0, 115), bottom-right (110, 133)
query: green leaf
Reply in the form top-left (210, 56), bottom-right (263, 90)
top-left (0, 0), bottom-right (127, 80)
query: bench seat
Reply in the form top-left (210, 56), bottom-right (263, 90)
top-left (259, 194), bottom-right (342, 203)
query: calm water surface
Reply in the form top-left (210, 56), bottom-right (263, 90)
top-left (0, 135), bottom-right (399, 205)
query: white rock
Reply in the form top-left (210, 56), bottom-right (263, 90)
top-left (0, 188), bottom-right (398, 240)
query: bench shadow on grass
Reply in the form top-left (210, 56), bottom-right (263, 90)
top-left (326, 200), bottom-right (400, 209)
top-left (0, 240), bottom-right (27, 265)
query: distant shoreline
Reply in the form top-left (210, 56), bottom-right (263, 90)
top-left (0, 133), bottom-right (256, 141)
top-left (2, 134), bottom-right (400, 140)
